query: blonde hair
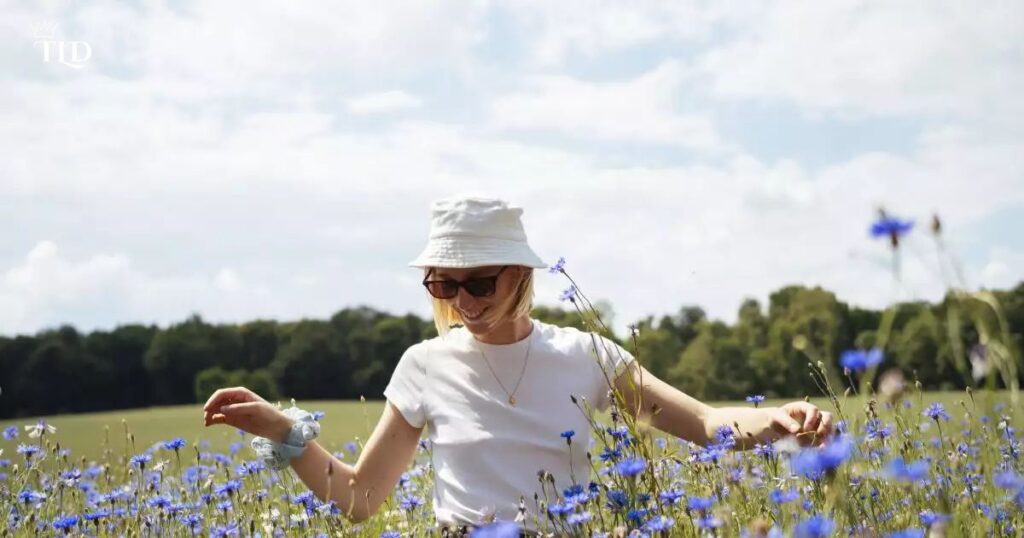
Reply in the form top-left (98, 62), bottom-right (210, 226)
top-left (429, 267), bottom-right (534, 337)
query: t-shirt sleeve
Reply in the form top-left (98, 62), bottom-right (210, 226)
top-left (383, 346), bottom-right (427, 428)
top-left (585, 333), bottom-right (637, 411)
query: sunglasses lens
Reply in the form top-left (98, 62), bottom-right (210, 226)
top-left (463, 278), bottom-right (496, 297)
top-left (426, 281), bottom-right (458, 299)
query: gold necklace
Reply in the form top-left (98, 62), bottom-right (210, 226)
top-left (475, 326), bottom-right (534, 406)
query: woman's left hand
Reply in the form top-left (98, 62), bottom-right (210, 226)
top-left (776, 401), bottom-right (834, 446)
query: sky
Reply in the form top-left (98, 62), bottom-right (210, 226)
top-left (1, 0), bottom-right (1023, 337)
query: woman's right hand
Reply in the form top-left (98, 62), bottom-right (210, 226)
top-left (203, 386), bottom-right (294, 442)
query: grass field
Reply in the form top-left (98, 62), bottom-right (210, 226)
top-left (1, 389), bottom-right (1010, 464)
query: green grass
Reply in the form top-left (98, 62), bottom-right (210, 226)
top-left (0, 389), bottom-right (1008, 464)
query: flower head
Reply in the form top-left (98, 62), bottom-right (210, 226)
top-left (923, 402), bottom-right (951, 421)
top-left (548, 257), bottom-right (566, 274)
top-left (870, 214), bottom-right (914, 248)
top-left (795, 514), bottom-right (834, 538)
top-left (559, 285), bottom-right (577, 303)
top-left (162, 438), bottom-right (187, 451)
top-left (613, 456), bottom-right (646, 477)
top-left (470, 521), bottom-right (521, 538)
top-left (25, 419), bottom-right (56, 438)
top-left (839, 348), bottom-right (884, 372)
top-left (745, 394), bottom-right (766, 407)
top-left (2, 426), bottom-right (17, 441)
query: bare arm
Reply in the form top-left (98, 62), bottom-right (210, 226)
top-left (614, 363), bottom-right (833, 448)
top-left (204, 388), bottom-right (422, 524)
top-left (291, 403), bottom-right (423, 522)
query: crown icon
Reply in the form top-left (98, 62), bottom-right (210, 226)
top-left (31, 21), bottom-right (59, 40)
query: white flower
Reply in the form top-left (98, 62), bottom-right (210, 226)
top-left (151, 459), bottom-right (169, 473)
top-left (25, 420), bottom-right (56, 438)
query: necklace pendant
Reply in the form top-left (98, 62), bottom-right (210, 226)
top-left (508, 395), bottom-right (516, 406)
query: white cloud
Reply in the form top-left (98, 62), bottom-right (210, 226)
top-left (347, 91), bottom-right (423, 115)
top-left (489, 61), bottom-right (723, 151)
top-left (696, 1), bottom-right (1024, 121)
top-left (0, 0), bottom-right (1020, 339)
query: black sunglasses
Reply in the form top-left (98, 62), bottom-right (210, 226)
top-left (422, 266), bottom-right (510, 299)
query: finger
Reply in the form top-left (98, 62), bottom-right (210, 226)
top-left (802, 407), bottom-right (821, 431)
top-left (204, 387), bottom-right (251, 411)
top-left (206, 412), bottom-right (230, 426)
top-left (772, 409), bottom-right (802, 435)
top-left (218, 402), bottom-right (261, 415)
top-left (815, 412), bottom-right (834, 440)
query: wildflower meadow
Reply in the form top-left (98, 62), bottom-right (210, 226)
top-left (1, 213), bottom-right (1022, 537)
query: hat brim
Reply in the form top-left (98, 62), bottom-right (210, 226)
top-left (409, 236), bottom-right (546, 269)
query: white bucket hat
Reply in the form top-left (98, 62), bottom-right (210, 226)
top-left (409, 195), bottom-right (547, 269)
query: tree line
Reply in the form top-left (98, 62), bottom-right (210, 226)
top-left (1, 281), bottom-right (1022, 418)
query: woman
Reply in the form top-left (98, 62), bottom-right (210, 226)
top-left (203, 195), bottom-right (834, 532)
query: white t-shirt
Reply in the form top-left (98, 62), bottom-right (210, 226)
top-left (383, 318), bottom-right (635, 528)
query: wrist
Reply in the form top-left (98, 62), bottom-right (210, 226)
top-left (273, 415), bottom-right (297, 444)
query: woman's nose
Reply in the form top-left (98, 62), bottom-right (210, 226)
top-left (454, 287), bottom-right (477, 309)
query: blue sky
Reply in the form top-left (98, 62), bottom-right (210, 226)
top-left (1, 0), bottom-right (1022, 336)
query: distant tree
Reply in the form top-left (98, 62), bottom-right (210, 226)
top-left (144, 314), bottom-right (244, 405)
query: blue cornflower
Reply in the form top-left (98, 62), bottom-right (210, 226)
top-left (754, 443), bottom-right (775, 458)
top-left (886, 458), bottom-right (930, 483)
top-left (380, 532), bottom-right (401, 538)
top-left (614, 456), bottom-right (646, 477)
top-left (599, 446), bottom-right (622, 462)
top-left (923, 403), bottom-right (951, 421)
top-left (210, 522), bottom-right (239, 538)
top-left (399, 494), bottom-right (424, 511)
top-left (292, 491), bottom-right (315, 506)
top-left (745, 394), bottom-right (766, 407)
top-left (644, 515), bottom-right (675, 532)
top-left (917, 508), bottom-right (946, 524)
top-left (216, 500), bottom-right (232, 512)
top-left (312, 411), bottom-right (326, 420)
top-left (659, 488), bottom-right (684, 505)
top-left (687, 496), bottom-right (715, 512)
top-left (606, 489), bottom-right (629, 509)
top-left (51, 515), bottom-right (78, 531)
top-left (995, 470), bottom-right (1024, 490)
top-left (714, 425), bottom-right (736, 446)
top-left (559, 285), bottom-right (577, 303)
top-left (870, 216), bottom-right (914, 240)
top-left (795, 514), bottom-right (834, 538)
top-left (791, 434), bottom-right (854, 479)
top-left (470, 522), bottom-right (521, 538)
top-left (560, 430), bottom-right (575, 443)
top-left (215, 479), bottom-right (242, 497)
top-left (162, 437), bottom-right (187, 451)
top-left (345, 441), bottom-right (359, 453)
top-left (2, 426), bottom-right (17, 440)
top-left (547, 501), bottom-right (574, 516)
top-left (16, 444), bottom-right (39, 458)
top-left (865, 419), bottom-right (893, 441)
top-left (769, 488), bottom-right (799, 504)
top-left (18, 489), bottom-right (46, 504)
top-left (697, 515), bottom-right (723, 529)
top-left (84, 509), bottom-right (111, 522)
top-left (179, 512), bottom-right (203, 529)
top-left (840, 348), bottom-right (883, 372)
top-left (147, 495), bottom-right (172, 509)
top-left (566, 511), bottom-right (592, 525)
top-left (130, 453), bottom-right (151, 467)
top-left (548, 257), bottom-right (566, 274)
top-left (626, 508), bottom-right (649, 522)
